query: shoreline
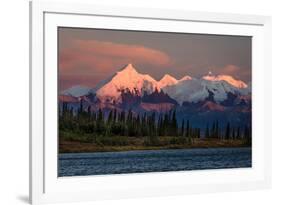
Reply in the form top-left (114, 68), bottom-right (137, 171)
top-left (59, 138), bottom-right (251, 153)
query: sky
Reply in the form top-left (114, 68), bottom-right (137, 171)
top-left (58, 27), bottom-right (252, 91)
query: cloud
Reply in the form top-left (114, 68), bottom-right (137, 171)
top-left (222, 65), bottom-right (241, 75)
top-left (59, 39), bottom-right (172, 74)
top-left (59, 74), bottom-right (103, 91)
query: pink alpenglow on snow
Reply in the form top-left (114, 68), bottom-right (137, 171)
top-left (202, 73), bottom-right (248, 89)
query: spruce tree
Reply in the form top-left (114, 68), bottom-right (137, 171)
top-left (107, 110), bottom-right (113, 124)
top-left (113, 109), bottom-right (117, 123)
top-left (185, 120), bottom-right (190, 138)
top-left (79, 99), bottom-right (83, 114)
top-left (236, 127), bottom-right (240, 140)
top-left (197, 128), bottom-right (201, 139)
top-left (205, 124), bottom-right (210, 138)
top-left (211, 121), bottom-right (216, 138)
top-left (163, 113), bottom-right (169, 136)
top-left (136, 114), bottom-right (141, 137)
top-left (96, 109), bottom-right (104, 135)
top-left (225, 122), bottom-right (230, 140)
top-left (215, 120), bottom-right (219, 139)
top-left (87, 106), bottom-right (91, 116)
top-left (231, 127), bottom-right (235, 140)
top-left (189, 124), bottom-right (193, 138)
top-left (243, 125), bottom-right (249, 140)
top-left (172, 110), bottom-right (178, 137)
top-left (181, 119), bottom-right (185, 137)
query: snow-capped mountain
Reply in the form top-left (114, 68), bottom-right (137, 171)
top-left (61, 85), bottom-right (91, 97)
top-left (158, 74), bottom-right (179, 88)
top-left (60, 64), bottom-right (250, 108)
top-left (93, 64), bottom-right (196, 103)
top-left (202, 73), bottom-right (247, 88)
top-left (59, 64), bottom-right (251, 129)
top-left (95, 64), bottom-right (159, 103)
top-left (162, 78), bottom-right (250, 105)
top-left (157, 74), bottom-right (192, 89)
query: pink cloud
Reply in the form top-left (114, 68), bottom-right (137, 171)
top-left (59, 74), bottom-right (103, 91)
top-left (59, 39), bottom-right (172, 73)
top-left (223, 65), bottom-right (240, 74)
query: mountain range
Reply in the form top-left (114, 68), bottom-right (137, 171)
top-left (59, 64), bottom-right (251, 128)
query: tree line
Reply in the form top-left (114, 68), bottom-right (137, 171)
top-left (205, 120), bottom-right (251, 141)
top-left (59, 102), bottom-right (251, 146)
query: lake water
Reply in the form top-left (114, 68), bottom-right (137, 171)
top-left (58, 147), bottom-right (251, 177)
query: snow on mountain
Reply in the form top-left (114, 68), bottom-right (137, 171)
top-left (61, 64), bottom-right (250, 107)
top-left (157, 74), bottom-right (192, 88)
top-left (95, 64), bottom-right (159, 103)
top-left (163, 79), bottom-right (205, 104)
top-left (179, 75), bottom-right (192, 82)
top-left (61, 85), bottom-right (91, 97)
top-left (163, 78), bottom-right (250, 105)
top-left (158, 74), bottom-right (178, 88)
top-left (202, 73), bottom-right (247, 88)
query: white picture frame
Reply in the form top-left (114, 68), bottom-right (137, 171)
top-left (30, 1), bottom-right (272, 204)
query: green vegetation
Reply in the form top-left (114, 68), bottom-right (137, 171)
top-left (59, 102), bottom-right (251, 153)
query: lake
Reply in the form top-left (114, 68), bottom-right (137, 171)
top-left (58, 147), bottom-right (251, 177)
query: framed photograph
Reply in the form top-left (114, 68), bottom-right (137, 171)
top-left (30, 1), bottom-right (271, 204)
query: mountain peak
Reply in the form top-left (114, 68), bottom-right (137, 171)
top-left (159, 74), bottom-right (178, 83)
top-left (95, 64), bottom-right (158, 103)
top-left (161, 74), bottom-right (177, 81)
top-left (120, 63), bottom-right (137, 73)
top-left (158, 74), bottom-right (178, 88)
